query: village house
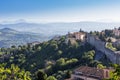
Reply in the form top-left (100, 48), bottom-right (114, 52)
top-left (69, 66), bottom-right (113, 80)
top-left (68, 32), bottom-right (85, 41)
top-left (65, 32), bottom-right (86, 44)
top-left (113, 28), bottom-right (120, 36)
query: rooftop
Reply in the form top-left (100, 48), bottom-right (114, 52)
top-left (74, 66), bottom-right (112, 79)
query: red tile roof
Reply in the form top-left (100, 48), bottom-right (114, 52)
top-left (74, 66), bottom-right (112, 79)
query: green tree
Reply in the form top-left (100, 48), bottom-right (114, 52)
top-left (57, 50), bottom-right (62, 55)
top-left (0, 64), bottom-right (31, 80)
top-left (65, 70), bottom-right (71, 79)
top-left (56, 58), bottom-right (65, 66)
top-left (37, 70), bottom-right (47, 80)
top-left (46, 76), bottom-right (57, 80)
top-left (97, 64), bottom-right (106, 69)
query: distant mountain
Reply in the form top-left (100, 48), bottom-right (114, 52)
top-left (0, 28), bottom-right (51, 48)
top-left (0, 28), bottom-right (18, 34)
top-left (0, 22), bottom-right (120, 36)
top-left (0, 22), bottom-right (120, 48)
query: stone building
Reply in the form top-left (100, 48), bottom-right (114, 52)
top-left (70, 66), bottom-right (113, 80)
top-left (67, 32), bottom-right (85, 41)
top-left (65, 32), bottom-right (86, 44)
top-left (113, 28), bottom-right (120, 36)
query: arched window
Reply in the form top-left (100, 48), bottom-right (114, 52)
top-left (106, 71), bottom-right (109, 77)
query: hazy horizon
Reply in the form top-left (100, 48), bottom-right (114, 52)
top-left (1, 0), bottom-right (120, 23)
top-left (1, 19), bottom-right (120, 25)
top-left (1, 0), bottom-right (120, 35)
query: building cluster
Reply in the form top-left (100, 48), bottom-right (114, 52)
top-left (65, 31), bottom-right (120, 80)
top-left (68, 66), bottom-right (113, 80)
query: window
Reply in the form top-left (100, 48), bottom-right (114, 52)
top-left (106, 71), bottom-right (109, 77)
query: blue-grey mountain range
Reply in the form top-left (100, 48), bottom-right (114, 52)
top-left (0, 21), bottom-right (120, 47)
top-left (0, 22), bottom-right (120, 35)
top-left (0, 28), bottom-right (51, 48)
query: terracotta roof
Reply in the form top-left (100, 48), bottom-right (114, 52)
top-left (74, 66), bottom-right (111, 79)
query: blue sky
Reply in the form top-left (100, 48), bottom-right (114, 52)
top-left (0, 0), bottom-right (120, 23)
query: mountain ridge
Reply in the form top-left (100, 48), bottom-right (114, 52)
top-left (0, 27), bottom-right (51, 48)
top-left (0, 22), bottom-right (120, 35)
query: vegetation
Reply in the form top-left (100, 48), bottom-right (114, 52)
top-left (0, 36), bottom-right (100, 80)
top-left (107, 64), bottom-right (120, 80)
top-left (0, 63), bottom-right (31, 80)
top-left (106, 42), bottom-right (117, 51)
top-left (0, 31), bottom-right (120, 80)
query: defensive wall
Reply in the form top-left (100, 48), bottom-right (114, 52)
top-left (87, 34), bottom-right (120, 64)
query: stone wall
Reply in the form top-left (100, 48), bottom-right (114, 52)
top-left (87, 34), bottom-right (120, 64)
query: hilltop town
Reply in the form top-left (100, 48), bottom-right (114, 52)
top-left (0, 28), bottom-right (120, 80)
top-left (64, 28), bottom-right (120, 80)
top-left (65, 28), bottom-right (120, 64)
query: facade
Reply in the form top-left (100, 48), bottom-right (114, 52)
top-left (73, 32), bottom-right (85, 41)
top-left (65, 32), bottom-right (86, 44)
top-left (71, 66), bottom-right (112, 80)
top-left (113, 28), bottom-right (120, 36)
top-left (67, 32), bottom-right (85, 41)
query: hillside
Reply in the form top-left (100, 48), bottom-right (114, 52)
top-left (0, 33), bottom-right (111, 80)
top-left (0, 28), bottom-right (51, 48)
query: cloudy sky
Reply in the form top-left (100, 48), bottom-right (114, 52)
top-left (0, 0), bottom-right (120, 23)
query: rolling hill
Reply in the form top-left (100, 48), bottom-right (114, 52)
top-left (0, 22), bottom-right (120, 35)
top-left (0, 28), bottom-right (51, 48)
